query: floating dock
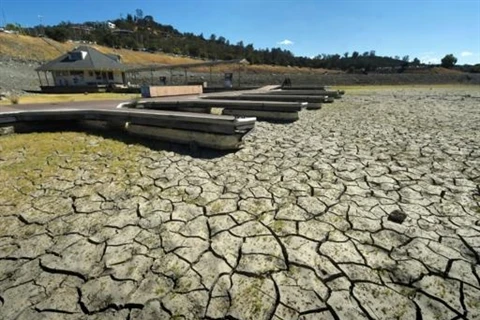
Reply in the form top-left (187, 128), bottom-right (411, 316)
top-left (204, 94), bottom-right (331, 104)
top-left (126, 99), bottom-right (315, 122)
top-left (0, 108), bottom-right (256, 150)
top-left (266, 90), bottom-right (342, 98)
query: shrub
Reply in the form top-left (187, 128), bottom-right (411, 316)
top-left (470, 64), bottom-right (480, 73)
top-left (9, 95), bottom-right (19, 104)
top-left (441, 54), bottom-right (457, 68)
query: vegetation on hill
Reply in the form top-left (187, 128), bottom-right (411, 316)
top-left (0, 33), bottom-right (337, 75)
top-left (4, 9), bottom-right (420, 72)
top-left (3, 10), bottom-right (477, 73)
top-left (441, 54), bottom-right (457, 68)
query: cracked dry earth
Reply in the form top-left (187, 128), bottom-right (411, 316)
top-left (1, 86), bottom-right (480, 320)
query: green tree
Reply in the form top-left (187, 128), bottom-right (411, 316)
top-left (470, 64), bottom-right (480, 73)
top-left (441, 54), bottom-right (457, 68)
top-left (135, 9), bottom-right (144, 21)
top-left (144, 15), bottom-right (155, 25)
top-left (45, 26), bottom-right (69, 42)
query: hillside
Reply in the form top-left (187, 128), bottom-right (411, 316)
top-left (0, 33), bottom-right (200, 66)
top-left (0, 33), bottom-right (338, 74)
top-left (5, 12), bottom-right (429, 72)
top-left (4, 10), bottom-right (478, 75)
top-left (2, 33), bottom-right (467, 76)
top-left (1, 32), bottom-right (477, 96)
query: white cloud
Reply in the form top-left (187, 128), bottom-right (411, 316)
top-left (461, 51), bottom-right (473, 57)
top-left (419, 52), bottom-right (440, 64)
top-left (277, 39), bottom-right (294, 46)
top-left (422, 57), bottom-right (440, 64)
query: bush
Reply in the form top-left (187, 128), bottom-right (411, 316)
top-left (45, 26), bottom-right (70, 42)
top-left (470, 64), bottom-right (480, 73)
top-left (441, 54), bottom-right (457, 68)
top-left (9, 95), bottom-right (20, 104)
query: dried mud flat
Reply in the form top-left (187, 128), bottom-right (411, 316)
top-left (0, 86), bottom-right (479, 320)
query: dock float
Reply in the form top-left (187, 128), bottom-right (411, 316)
top-left (126, 99), bottom-right (316, 122)
top-left (267, 90), bottom-right (342, 98)
top-left (281, 85), bottom-right (329, 91)
top-left (0, 108), bottom-right (256, 150)
top-left (204, 94), bottom-right (330, 104)
top-left (280, 86), bottom-right (345, 95)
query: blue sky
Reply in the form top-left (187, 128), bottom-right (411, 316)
top-left (1, 0), bottom-right (479, 64)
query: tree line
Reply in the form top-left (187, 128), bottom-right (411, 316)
top-left (5, 10), bottom-right (474, 72)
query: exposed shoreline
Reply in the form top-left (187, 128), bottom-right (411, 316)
top-left (1, 55), bottom-right (479, 97)
top-left (1, 86), bottom-right (479, 319)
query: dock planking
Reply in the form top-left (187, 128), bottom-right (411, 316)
top-left (132, 99), bottom-right (306, 112)
top-left (204, 94), bottom-right (330, 103)
top-left (127, 99), bottom-right (313, 122)
top-left (267, 90), bottom-right (342, 98)
top-left (0, 108), bottom-right (256, 150)
top-left (281, 85), bottom-right (329, 91)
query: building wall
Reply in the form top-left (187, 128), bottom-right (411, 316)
top-left (52, 70), bottom-right (124, 86)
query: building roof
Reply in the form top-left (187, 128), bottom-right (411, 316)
top-left (36, 46), bottom-right (128, 72)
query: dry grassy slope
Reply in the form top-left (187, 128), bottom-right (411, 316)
top-left (404, 67), bottom-right (465, 75)
top-left (0, 33), bottom-right (199, 64)
top-left (0, 33), bottom-right (73, 61)
top-left (0, 33), bottom-right (337, 74)
top-left (2, 33), bottom-right (464, 76)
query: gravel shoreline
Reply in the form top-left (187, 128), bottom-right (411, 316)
top-left (1, 56), bottom-right (479, 96)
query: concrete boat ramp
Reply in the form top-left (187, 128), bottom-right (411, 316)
top-left (0, 85), bottom-right (344, 150)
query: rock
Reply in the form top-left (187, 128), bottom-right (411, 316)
top-left (388, 209), bottom-right (407, 224)
top-left (0, 126), bottom-right (15, 135)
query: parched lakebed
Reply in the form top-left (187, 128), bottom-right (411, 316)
top-left (1, 86), bottom-right (479, 320)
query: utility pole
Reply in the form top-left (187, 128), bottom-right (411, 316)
top-left (38, 15), bottom-right (43, 36)
top-left (1, 9), bottom-right (7, 27)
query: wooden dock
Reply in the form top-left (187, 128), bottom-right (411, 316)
top-left (204, 94), bottom-right (330, 103)
top-left (125, 99), bottom-right (314, 122)
top-left (0, 107), bottom-right (256, 150)
top-left (267, 90), bottom-right (342, 98)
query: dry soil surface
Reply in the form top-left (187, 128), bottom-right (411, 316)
top-left (0, 87), bottom-right (479, 320)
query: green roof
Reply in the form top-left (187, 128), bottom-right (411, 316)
top-left (36, 46), bottom-right (128, 72)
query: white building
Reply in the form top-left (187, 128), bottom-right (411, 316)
top-left (35, 46), bottom-right (128, 92)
